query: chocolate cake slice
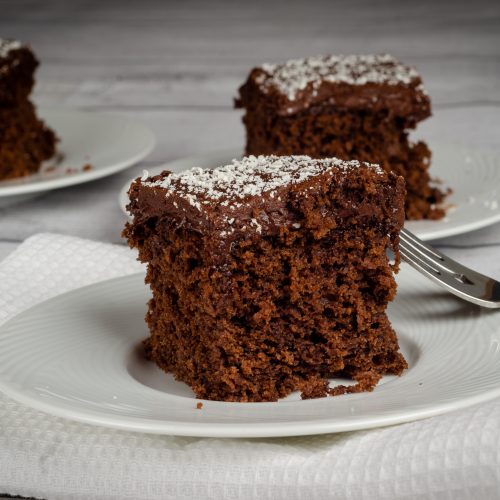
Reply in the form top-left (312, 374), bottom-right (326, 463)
top-left (236, 54), bottom-right (446, 220)
top-left (0, 39), bottom-right (56, 181)
top-left (124, 155), bottom-right (407, 402)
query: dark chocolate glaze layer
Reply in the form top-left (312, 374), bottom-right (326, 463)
top-left (236, 67), bottom-right (431, 123)
top-left (126, 163), bottom-right (405, 267)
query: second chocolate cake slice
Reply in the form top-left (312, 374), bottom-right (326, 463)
top-left (236, 54), bottom-right (447, 220)
top-left (124, 155), bottom-right (407, 402)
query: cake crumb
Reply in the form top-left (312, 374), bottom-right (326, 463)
top-left (196, 402), bottom-right (203, 410)
top-left (82, 163), bottom-right (93, 172)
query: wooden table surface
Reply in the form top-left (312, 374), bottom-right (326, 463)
top-left (0, 1), bottom-right (499, 498)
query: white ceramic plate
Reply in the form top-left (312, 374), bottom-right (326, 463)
top-left (0, 265), bottom-right (499, 438)
top-left (119, 145), bottom-right (500, 241)
top-left (0, 107), bottom-right (155, 206)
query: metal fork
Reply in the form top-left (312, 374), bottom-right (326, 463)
top-left (399, 228), bottom-right (500, 308)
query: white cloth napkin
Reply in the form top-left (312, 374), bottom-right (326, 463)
top-left (0, 233), bottom-right (499, 500)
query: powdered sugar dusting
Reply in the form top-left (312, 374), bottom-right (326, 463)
top-left (142, 155), bottom-right (383, 211)
top-left (256, 54), bottom-right (420, 101)
top-left (0, 39), bottom-right (22, 58)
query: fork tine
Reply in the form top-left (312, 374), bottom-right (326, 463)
top-left (399, 228), bottom-right (500, 308)
top-left (398, 240), bottom-right (442, 276)
top-left (400, 228), bottom-right (444, 260)
top-left (399, 230), bottom-right (462, 275)
top-left (400, 228), bottom-right (492, 284)
top-left (400, 240), bottom-right (485, 299)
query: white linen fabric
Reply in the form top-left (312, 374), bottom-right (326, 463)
top-left (0, 233), bottom-right (499, 500)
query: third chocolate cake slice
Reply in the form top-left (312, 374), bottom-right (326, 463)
top-left (0, 38), bottom-right (56, 181)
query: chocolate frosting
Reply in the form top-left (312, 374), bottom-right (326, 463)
top-left (126, 156), bottom-right (405, 266)
top-left (236, 54), bottom-right (430, 121)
